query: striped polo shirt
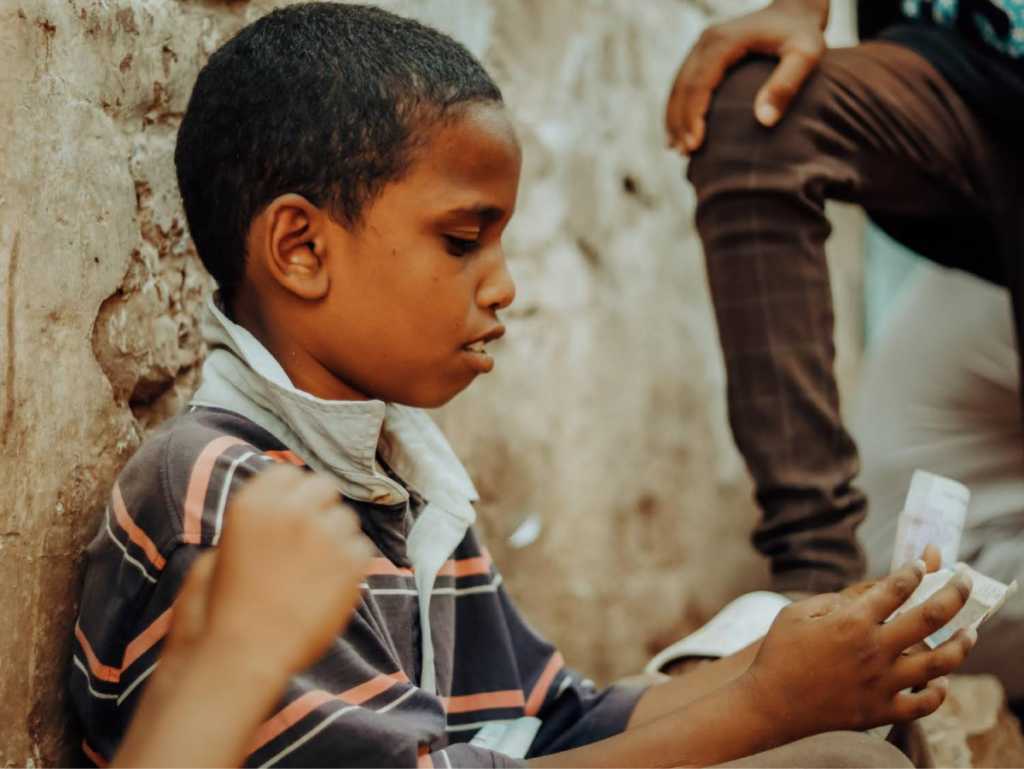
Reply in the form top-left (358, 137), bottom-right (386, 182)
top-left (70, 298), bottom-right (645, 768)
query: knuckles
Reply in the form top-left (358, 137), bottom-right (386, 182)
top-left (920, 603), bottom-right (947, 632)
top-left (925, 654), bottom-right (947, 678)
top-left (836, 607), bottom-right (870, 635)
top-left (697, 24), bottom-right (728, 49)
top-left (955, 578), bottom-right (973, 601)
top-left (913, 695), bottom-right (939, 720)
top-left (889, 576), bottom-right (914, 602)
top-left (789, 43), bottom-right (823, 62)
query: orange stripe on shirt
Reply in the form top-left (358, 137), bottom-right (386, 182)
top-left (122, 607), bottom-right (173, 670)
top-left (183, 436), bottom-right (248, 544)
top-left (366, 557), bottom-right (414, 577)
top-left (112, 483), bottom-right (166, 570)
top-left (438, 548), bottom-right (494, 578)
top-left (82, 739), bottom-right (108, 768)
top-left (265, 449), bottom-right (306, 466)
top-left (247, 690), bottom-right (336, 754)
top-left (76, 607), bottom-right (174, 685)
top-left (446, 689), bottom-right (525, 714)
top-left (247, 672), bottom-right (409, 754)
top-left (75, 623), bottom-right (122, 683)
top-left (525, 651), bottom-right (565, 716)
top-left (339, 672), bottom-right (404, 705)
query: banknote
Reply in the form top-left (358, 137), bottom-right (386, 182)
top-left (887, 563), bottom-right (1018, 648)
top-left (891, 470), bottom-right (970, 571)
top-left (869, 563), bottom-right (1018, 740)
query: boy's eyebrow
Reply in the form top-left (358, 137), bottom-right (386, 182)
top-left (442, 205), bottom-right (506, 223)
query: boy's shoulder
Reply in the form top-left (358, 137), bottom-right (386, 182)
top-left (114, 406), bottom-right (292, 548)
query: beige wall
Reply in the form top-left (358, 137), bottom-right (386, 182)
top-left (0, 0), bottom-right (861, 763)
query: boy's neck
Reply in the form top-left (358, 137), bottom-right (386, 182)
top-left (233, 295), bottom-right (371, 403)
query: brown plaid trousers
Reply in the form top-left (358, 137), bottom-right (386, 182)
top-left (689, 42), bottom-right (1024, 592)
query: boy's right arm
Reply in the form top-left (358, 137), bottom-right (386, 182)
top-left (530, 559), bottom-right (976, 768)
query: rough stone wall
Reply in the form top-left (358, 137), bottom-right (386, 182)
top-left (0, 0), bottom-right (860, 764)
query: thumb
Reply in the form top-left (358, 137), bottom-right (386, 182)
top-left (753, 48), bottom-right (820, 127)
top-left (921, 544), bottom-right (943, 573)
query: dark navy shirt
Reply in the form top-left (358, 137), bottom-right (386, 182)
top-left (859, 0), bottom-right (1024, 133)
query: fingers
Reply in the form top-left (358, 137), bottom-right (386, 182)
top-left (250, 462), bottom-right (307, 491)
top-left (858, 559), bottom-right (927, 622)
top-left (882, 572), bottom-right (973, 653)
top-left (286, 475), bottom-right (369, 561)
top-left (666, 25), bottom-right (750, 153)
top-left (665, 58), bottom-right (693, 149)
top-left (682, 43), bottom-right (750, 153)
top-left (921, 544), bottom-right (942, 573)
top-left (752, 46), bottom-right (820, 127)
top-left (330, 504), bottom-right (370, 558)
top-left (888, 628), bottom-right (977, 693)
top-left (291, 473), bottom-right (343, 513)
top-left (889, 676), bottom-right (951, 723)
top-left (165, 550), bottom-right (218, 653)
top-left (247, 465), bottom-right (341, 514)
top-left (839, 578), bottom-right (880, 601)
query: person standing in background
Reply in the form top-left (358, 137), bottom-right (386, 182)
top-left (667, 0), bottom-right (1024, 600)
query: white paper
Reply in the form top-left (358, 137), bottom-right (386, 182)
top-left (891, 470), bottom-right (969, 571)
top-left (886, 563), bottom-right (1017, 648)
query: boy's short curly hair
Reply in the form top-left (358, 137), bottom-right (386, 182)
top-left (174, 2), bottom-right (503, 307)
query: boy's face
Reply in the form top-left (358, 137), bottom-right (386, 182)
top-left (245, 102), bottom-right (521, 408)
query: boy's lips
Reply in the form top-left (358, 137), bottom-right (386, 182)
top-left (460, 325), bottom-right (505, 373)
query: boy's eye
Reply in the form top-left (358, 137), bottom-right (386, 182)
top-left (444, 235), bottom-right (481, 256)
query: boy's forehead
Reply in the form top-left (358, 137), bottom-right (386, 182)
top-left (404, 104), bottom-right (521, 209)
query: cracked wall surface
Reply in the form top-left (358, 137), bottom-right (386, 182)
top-left (0, 0), bottom-right (860, 763)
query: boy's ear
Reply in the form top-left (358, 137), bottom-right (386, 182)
top-left (260, 194), bottom-right (332, 301)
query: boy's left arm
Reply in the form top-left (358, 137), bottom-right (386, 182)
top-left (496, 578), bottom-right (762, 744)
top-left (625, 640), bottom-right (761, 729)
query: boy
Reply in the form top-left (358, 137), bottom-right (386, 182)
top-left (73, 4), bottom-right (976, 767)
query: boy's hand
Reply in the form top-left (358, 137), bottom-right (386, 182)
top-left (837, 544), bottom-right (945, 601)
top-left (199, 465), bottom-right (374, 677)
top-left (741, 557), bottom-right (976, 741)
top-left (665, 0), bottom-right (829, 153)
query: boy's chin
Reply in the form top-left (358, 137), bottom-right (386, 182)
top-left (396, 377), bottom-right (476, 410)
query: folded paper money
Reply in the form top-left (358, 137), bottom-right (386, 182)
top-left (891, 469), bottom-right (969, 571)
top-left (887, 471), bottom-right (1017, 642)
top-left (886, 563), bottom-right (1018, 647)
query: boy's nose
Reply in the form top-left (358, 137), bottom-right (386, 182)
top-left (478, 253), bottom-right (516, 311)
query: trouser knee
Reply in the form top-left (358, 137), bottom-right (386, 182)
top-left (686, 55), bottom-right (837, 194)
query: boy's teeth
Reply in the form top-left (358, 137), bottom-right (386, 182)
top-left (466, 340), bottom-right (486, 353)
